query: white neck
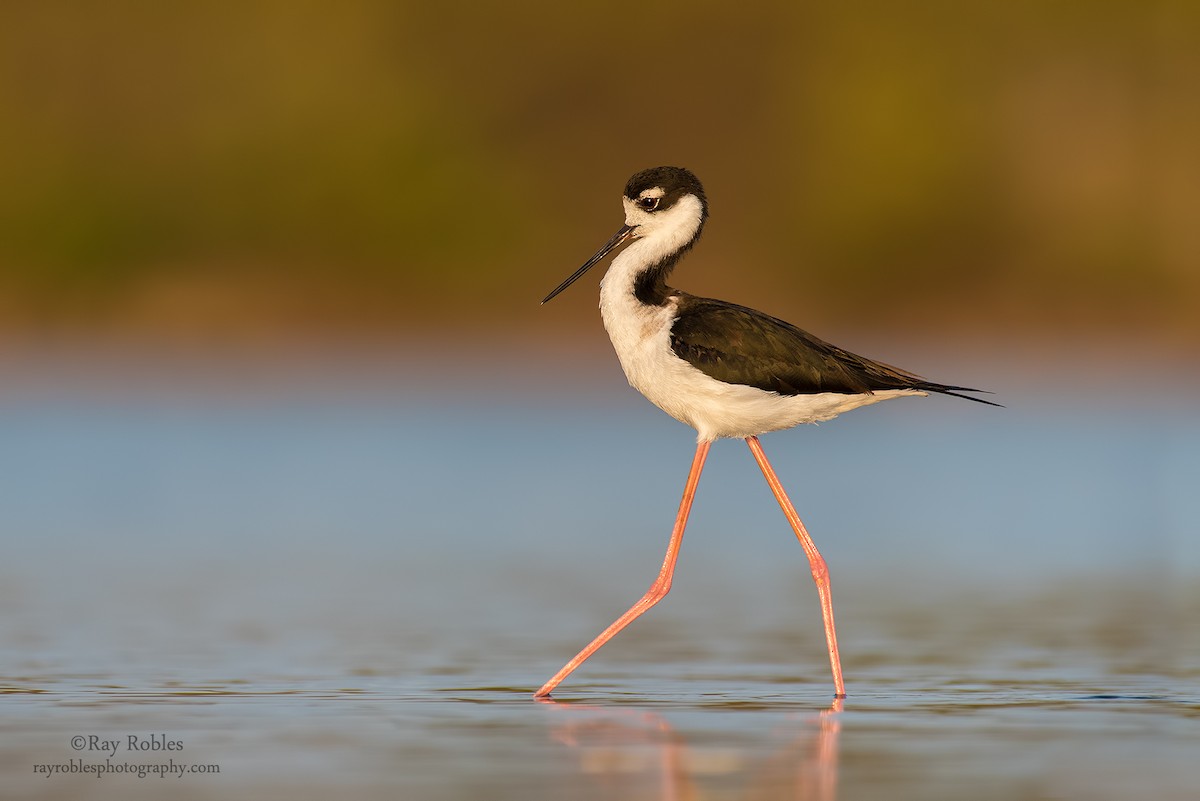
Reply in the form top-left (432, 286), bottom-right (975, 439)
top-left (599, 193), bottom-right (705, 301)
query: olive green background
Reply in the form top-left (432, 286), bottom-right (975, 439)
top-left (2, 1), bottom-right (1196, 347)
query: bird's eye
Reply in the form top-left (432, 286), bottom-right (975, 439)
top-left (637, 196), bottom-right (660, 211)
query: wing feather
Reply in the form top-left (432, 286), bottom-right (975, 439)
top-left (669, 295), bottom-right (999, 405)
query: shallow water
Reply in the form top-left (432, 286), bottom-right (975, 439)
top-left (5, 646), bottom-right (1198, 800)
top-left (2, 346), bottom-right (1198, 799)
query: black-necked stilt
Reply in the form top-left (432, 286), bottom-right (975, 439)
top-left (537, 166), bottom-right (997, 699)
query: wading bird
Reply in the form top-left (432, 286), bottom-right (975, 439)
top-left (538, 166), bottom-right (995, 698)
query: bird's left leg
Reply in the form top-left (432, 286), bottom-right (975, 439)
top-left (745, 436), bottom-right (846, 698)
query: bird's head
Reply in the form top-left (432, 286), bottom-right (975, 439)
top-left (542, 166), bottom-right (708, 304)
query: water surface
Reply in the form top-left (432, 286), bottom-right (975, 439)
top-left (2, 345), bottom-right (1197, 799)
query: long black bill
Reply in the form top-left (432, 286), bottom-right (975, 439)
top-left (541, 224), bottom-right (636, 304)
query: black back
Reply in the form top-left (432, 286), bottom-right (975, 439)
top-left (669, 294), bottom-right (998, 404)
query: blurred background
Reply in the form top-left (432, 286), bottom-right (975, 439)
top-left (0, 1), bottom-right (1197, 347)
top-left (3, 3), bottom-right (1199, 798)
top-left (3, 0), bottom-right (1199, 672)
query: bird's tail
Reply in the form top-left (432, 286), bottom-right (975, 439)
top-left (916, 383), bottom-right (1004, 407)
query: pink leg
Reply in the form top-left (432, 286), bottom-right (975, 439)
top-left (534, 440), bottom-right (711, 698)
top-left (745, 436), bottom-right (846, 698)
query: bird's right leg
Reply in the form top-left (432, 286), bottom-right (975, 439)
top-left (534, 440), bottom-right (711, 698)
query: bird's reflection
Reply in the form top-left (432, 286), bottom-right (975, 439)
top-left (538, 697), bottom-right (843, 801)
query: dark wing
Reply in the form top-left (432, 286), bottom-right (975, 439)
top-left (669, 294), bottom-right (1000, 405)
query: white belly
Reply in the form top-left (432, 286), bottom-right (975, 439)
top-left (598, 285), bottom-right (921, 442)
